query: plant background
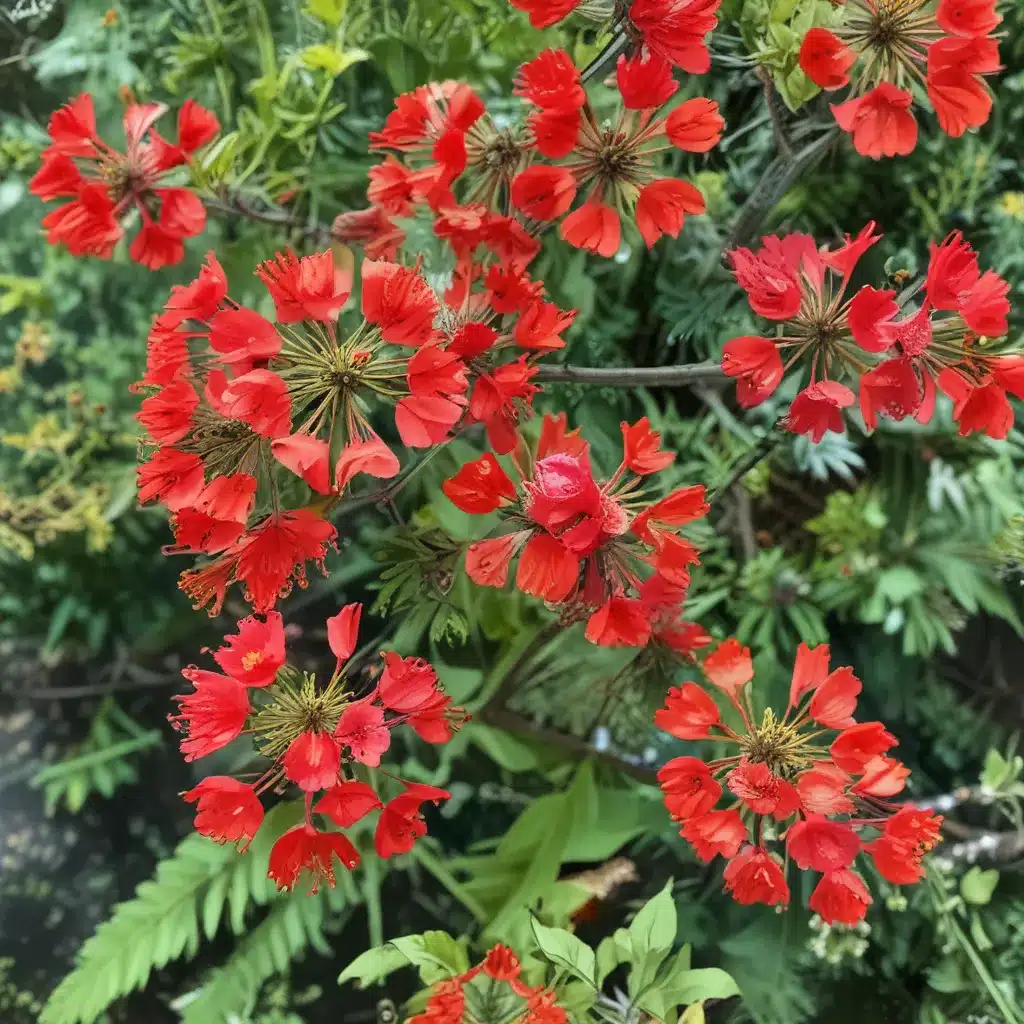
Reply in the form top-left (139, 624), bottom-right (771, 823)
top-left (1, 0), bottom-right (1024, 1022)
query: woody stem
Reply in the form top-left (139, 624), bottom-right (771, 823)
top-left (534, 361), bottom-right (726, 387)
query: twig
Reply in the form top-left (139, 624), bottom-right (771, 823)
top-left (580, 27), bottom-right (632, 85)
top-left (205, 193), bottom-right (334, 246)
top-left (478, 707), bottom-right (658, 784)
top-left (535, 362), bottom-right (726, 387)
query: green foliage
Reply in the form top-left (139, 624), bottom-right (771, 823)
top-left (40, 802), bottom-right (304, 1024)
top-left (32, 698), bottom-right (162, 815)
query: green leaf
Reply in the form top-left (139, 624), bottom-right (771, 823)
top-left (660, 967), bottom-right (740, 1008)
top-left (625, 880), bottom-right (677, 996)
top-left (305, 0), bottom-right (347, 25)
top-left (467, 723), bottom-right (544, 772)
top-left (875, 566), bottom-right (924, 604)
top-left (338, 944), bottom-right (411, 988)
top-left (960, 866), bottom-right (999, 906)
top-left (388, 931), bottom-right (471, 984)
top-left (299, 44), bottom-right (370, 76)
top-left (530, 918), bottom-right (597, 988)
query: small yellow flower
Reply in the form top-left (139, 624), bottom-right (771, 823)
top-left (998, 192), bottom-right (1024, 221)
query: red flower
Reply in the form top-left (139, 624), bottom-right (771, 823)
top-left (173, 669), bottom-right (250, 760)
top-left (469, 358), bottom-right (539, 453)
top-left (137, 378), bottom-right (199, 444)
top-left (859, 358), bottom-right (923, 431)
top-left (515, 300), bottom-right (575, 351)
top-left (937, 371), bottom-right (1013, 439)
top-left (616, 52), bottom-right (678, 111)
top-left (621, 417), bottom-right (675, 475)
top-left (959, 269), bottom-right (1010, 337)
top-left (378, 653), bottom-right (440, 712)
top-left (466, 534), bottom-right (521, 587)
top-left (848, 286), bottom-right (899, 352)
top-left (927, 64), bottom-right (994, 138)
top-left (651, 533), bottom-right (701, 588)
top-left (584, 597), bottom-right (651, 647)
top-left (327, 603), bottom-right (362, 665)
top-left (560, 201), bottom-right (620, 258)
top-left (184, 777), bottom-right (264, 851)
top-left (516, 533), bottom-right (579, 602)
top-left (283, 729), bottom-right (341, 791)
top-left (40, 183), bottom-right (122, 257)
top-left (45, 93), bottom-right (98, 155)
top-left (508, 0), bottom-right (583, 29)
top-left (727, 760), bottom-right (801, 819)
top-left (335, 436), bottom-right (401, 491)
top-left (256, 250), bottom-right (352, 323)
top-left (787, 642), bottom-right (831, 710)
top-left (137, 448), bottom-right (205, 511)
top-left (443, 453), bottom-right (516, 514)
top-left (515, 49), bottom-right (585, 111)
top-left (218, 370), bottom-right (292, 438)
top-left (785, 381), bottom-right (855, 442)
top-left (213, 611), bottom-right (286, 687)
top-left (721, 335), bottom-right (785, 407)
top-left (831, 84), bottom-right (918, 159)
top-left (865, 807), bottom-right (942, 884)
top-left (268, 823), bottom-right (360, 893)
top-left (853, 755), bottom-right (910, 798)
top-left (723, 846), bottom-right (790, 907)
top-left (665, 98), bottom-right (724, 152)
top-left (655, 682), bottom-right (721, 739)
top-left (234, 510), bottom-right (338, 613)
top-left (30, 151), bottom-right (84, 200)
top-left (796, 764), bottom-right (855, 816)
top-left (681, 809), bottom-right (746, 862)
top-left (658, 756), bottom-right (722, 820)
top-left (926, 230), bottom-right (979, 308)
top-left (992, 355), bottom-right (1024, 398)
top-left (272, 435), bottom-right (332, 494)
top-left (936, 0), bottom-right (1001, 37)
top-left (169, 473), bottom-right (257, 554)
top-left (703, 638), bottom-right (753, 697)
top-left (510, 166), bottom-right (578, 221)
top-left (368, 157), bottom-right (417, 216)
top-left (786, 815), bottom-right (860, 872)
top-left (362, 259), bottom-right (439, 345)
top-left (629, 0), bottom-right (721, 75)
top-left (483, 945), bottom-right (522, 981)
top-left (315, 780), bottom-right (383, 828)
top-left (164, 251), bottom-right (227, 324)
top-left (808, 666), bottom-right (861, 729)
top-left (809, 870), bottom-right (872, 925)
top-left (525, 452), bottom-right (602, 531)
top-left (208, 307), bottom-right (281, 371)
top-left (830, 721), bottom-right (898, 773)
top-left (407, 345), bottom-right (468, 397)
top-left (635, 178), bottom-right (706, 247)
top-left (374, 783), bottom-right (451, 857)
top-left (396, 394), bottom-right (464, 447)
top-left (171, 99), bottom-right (221, 158)
top-left (632, 484), bottom-right (709, 542)
top-left (335, 703), bottom-right (391, 766)
top-left (729, 237), bottom-right (808, 320)
top-left (799, 28), bottom-right (856, 90)
top-left (449, 321), bottom-right (499, 358)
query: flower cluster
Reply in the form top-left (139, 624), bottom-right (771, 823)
top-left (509, 0), bottom-right (722, 80)
top-left (355, 46), bottom-right (722, 263)
top-left (655, 639), bottom-right (942, 923)
top-left (30, 93), bottom-right (219, 268)
top-left (176, 604), bottom-right (463, 892)
top-left (722, 224), bottom-right (1022, 441)
top-left (410, 943), bottom-right (567, 1024)
top-left (509, 49), bottom-right (723, 255)
top-left (443, 413), bottom-right (711, 648)
top-left (136, 244), bottom-right (572, 613)
top-left (799, 0), bottom-right (1001, 158)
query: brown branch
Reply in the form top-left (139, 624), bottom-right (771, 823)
top-left (205, 193), bottom-right (334, 246)
top-left (535, 362), bottom-right (726, 387)
top-left (478, 706), bottom-right (658, 784)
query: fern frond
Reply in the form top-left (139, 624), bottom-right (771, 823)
top-left (39, 801), bottom-right (302, 1024)
top-left (180, 888), bottom-right (349, 1023)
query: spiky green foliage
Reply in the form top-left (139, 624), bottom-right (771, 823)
top-left (39, 802), bottom-right (303, 1024)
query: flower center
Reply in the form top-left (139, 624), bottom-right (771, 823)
top-left (241, 650), bottom-right (264, 671)
top-left (740, 709), bottom-right (816, 775)
top-left (252, 669), bottom-right (350, 760)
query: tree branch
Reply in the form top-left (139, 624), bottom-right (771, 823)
top-left (535, 362), bottom-right (726, 387)
top-left (205, 193), bottom-right (334, 246)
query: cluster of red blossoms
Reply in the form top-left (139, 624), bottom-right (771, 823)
top-left (799, 0), bottom-right (1001, 158)
top-left (722, 223), bottom-right (1023, 441)
top-left (410, 944), bottom-right (567, 1024)
top-left (30, 93), bottom-right (218, 268)
top-left (351, 45), bottom-right (722, 263)
top-left (136, 242), bottom-right (574, 614)
top-left (444, 412), bottom-right (711, 649)
top-left (509, 0), bottom-right (722, 80)
top-left (655, 639), bottom-right (943, 924)
top-left (176, 603), bottom-right (463, 891)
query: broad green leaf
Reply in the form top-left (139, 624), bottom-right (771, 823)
top-left (660, 967), bottom-right (740, 1007)
top-left (338, 944), bottom-right (410, 987)
top-left (681, 1003), bottom-right (706, 1024)
top-left (626, 880), bottom-right (677, 996)
top-left (530, 918), bottom-right (597, 988)
top-left (467, 722), bottom-right (544, 772)
top-left (390, 931), bottom-right (471, 984)
top-left (299, 44), bottom-right (370, 76)
top-left (960, 866), bottom-right (999, 906)
top-left (305, 0), bottom-right (347, 25)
